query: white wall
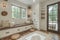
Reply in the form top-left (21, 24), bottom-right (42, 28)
top-left (32, 2), bottom-right (40, 30)
top-left (40, 0), bottom-right (60, 30)
top-left (0, 0), bottom-right (28, 24)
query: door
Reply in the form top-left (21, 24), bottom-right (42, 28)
top-left (47, 3), bottom-right (58, 32)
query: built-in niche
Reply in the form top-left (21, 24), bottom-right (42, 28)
top-left (41, 7), bottom-right (45, 19)
top-left (27, 6), bottom-right (33, 23)
top-left (27, 6), bottom-right (32, 18)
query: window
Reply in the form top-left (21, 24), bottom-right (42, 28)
top-left (12, 6), bottom-right (21, 18)
top-left (21, 8), bottom-right (26, 19)
top-left (12, 6), bottom-right (26, 19)
top-left (49, 4), bottom-right (58, 22)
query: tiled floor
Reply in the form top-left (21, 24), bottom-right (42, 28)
top-left (0, 29), bottom-right (60, 40)
top-left (48, 33), bottom-right (59, 40)
top-left (45, 32), bottom-right (60, 40)
top-left (17, 31), bottom-right (60, 40)
top-left (41, 30), bottom-right (60, 40)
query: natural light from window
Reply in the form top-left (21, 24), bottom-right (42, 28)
top-left (12, 6), bottom-right (26, 19)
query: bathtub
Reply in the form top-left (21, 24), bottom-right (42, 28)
top-left (17, 31), bottom-right (47, 40)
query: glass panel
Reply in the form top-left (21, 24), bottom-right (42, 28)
top-left (48, 4), bottom-right (58, 31)
top-left (12, 6), bottom-right (21, 18)
top-left (21, 8), bottom-right (26, 19)
top-left (12, 6), bottom-right (15, 18)
top-left (17, 7), bottom-right (21, 18)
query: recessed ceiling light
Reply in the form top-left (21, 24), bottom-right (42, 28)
top-left (33, 0), bottom-right (35, 2)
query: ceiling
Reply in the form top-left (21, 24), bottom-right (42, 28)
top-left (17, 0), bottom-right (46, 5)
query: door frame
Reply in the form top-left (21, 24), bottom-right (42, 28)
top-left (47, 2), bottom-right (59, 33)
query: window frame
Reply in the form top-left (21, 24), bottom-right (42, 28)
top-left (11, 4), bottom-right (26, 19)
